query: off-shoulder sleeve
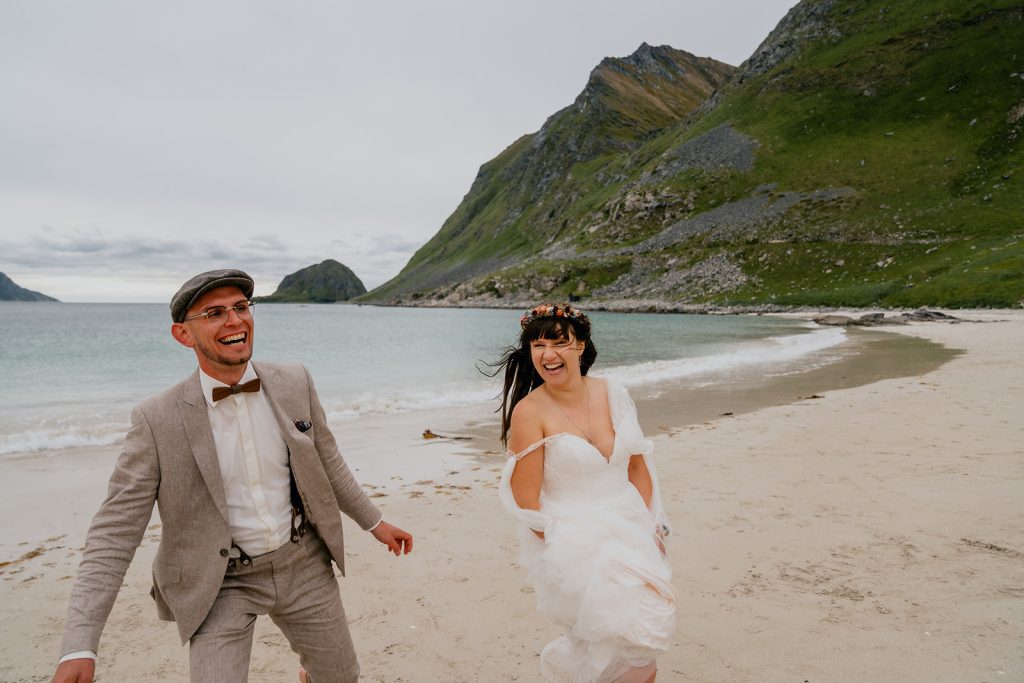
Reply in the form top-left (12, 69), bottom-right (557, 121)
top-left (498, 438), bottom-right (552, 532)
top-left (606, 380), bottom-right (672, 539)
top-left (507, 435), bottom-right (559, 461)
top-left (609, 381), bottom-right (654, 459)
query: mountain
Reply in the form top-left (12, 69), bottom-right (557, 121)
top-left (366, 44), bottom-right (735, 301)
top-left (0, 272), bottom-right (59, 301)
top-left (256, 260), bottom-right (366, 303)
top-left (365, 0), bottom-right (1024, 309)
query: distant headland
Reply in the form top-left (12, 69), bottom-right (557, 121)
top-left (255, 259), bottom-right (366, 303)
top-left (0, 272), bottom-right (59, 302)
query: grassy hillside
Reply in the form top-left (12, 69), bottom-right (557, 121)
top-left (367, 0), bottom-right (1023, 308)
top-left (684, 0), bottom-right (1024, 307)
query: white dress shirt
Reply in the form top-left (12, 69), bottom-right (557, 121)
top-left (199, 362), bottom-right (294, 556)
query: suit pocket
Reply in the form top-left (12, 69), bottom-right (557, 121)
top-left (154, 562), bottom-right (182, 585)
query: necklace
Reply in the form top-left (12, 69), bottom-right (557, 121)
top-left (551, 380), bottom-right (593, 444)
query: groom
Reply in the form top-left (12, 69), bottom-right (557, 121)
top-left (51, 269), bottom-right (412, 683)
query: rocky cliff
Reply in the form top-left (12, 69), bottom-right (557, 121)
top-left (256, 259), bottom-right (366, 303)
top-left (0, 273), bottom-right (58, 302)
top-left (365, 0), bottom-right (1023, 308)
top-left (367, 44), bottom-right (734, 300)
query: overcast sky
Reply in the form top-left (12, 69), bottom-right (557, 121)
top-left (0, 0), bottom-right (796, 302)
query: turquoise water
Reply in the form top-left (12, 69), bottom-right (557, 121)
top-left (0, 303), bottom-right (843, 454)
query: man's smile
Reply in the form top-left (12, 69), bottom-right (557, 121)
top-left (219, 332), bottom-right (247, 346)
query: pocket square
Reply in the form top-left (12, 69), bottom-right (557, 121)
top-left (294, 419), bottom-right (312, 433)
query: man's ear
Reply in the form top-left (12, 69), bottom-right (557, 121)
top-left (171, 322), bottom-right (195, 348)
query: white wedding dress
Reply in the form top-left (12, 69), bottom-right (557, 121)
top-left (499, 380), bottom-right (676, 682)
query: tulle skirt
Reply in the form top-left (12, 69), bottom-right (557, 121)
top-left (518, 489), bottom-right (677, 682)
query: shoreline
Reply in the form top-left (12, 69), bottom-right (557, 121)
top-left (8, 295), bottom-right (1020, 318)
top-left (451, 322), bottom-right (962, 458)
top-left (1, 312), bottom-right (1021, 681)
top-left (346, 297), bottom-right (1023, 315)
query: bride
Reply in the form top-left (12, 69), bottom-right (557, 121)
top-left (492, 303), bottom-right (676, 682)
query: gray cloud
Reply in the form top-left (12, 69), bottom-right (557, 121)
top-left (0, 0), bottom-right (797, 300)
top-left (0, 227), bottom-right (418, 296)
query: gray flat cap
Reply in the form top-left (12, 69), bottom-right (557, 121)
top-left (170, 269), bottom-right (254, 322)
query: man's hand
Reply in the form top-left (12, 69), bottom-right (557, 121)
top-left (52, 658), bottom-right (95, 683)
top-left (370, 520), bottom-right (413, 556)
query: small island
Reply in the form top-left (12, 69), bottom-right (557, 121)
top-left (0, 272), bottom-right (59, 302)
top-left (255, 259), bottom-right (366, 303)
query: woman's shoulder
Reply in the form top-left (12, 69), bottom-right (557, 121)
top-left (508, 390), bottom-right (547, 458)
top-left (511, 387), bottom-right (544, 423)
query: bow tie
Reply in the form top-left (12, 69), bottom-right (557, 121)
top-left (212, 378), bottom-right (261, 402)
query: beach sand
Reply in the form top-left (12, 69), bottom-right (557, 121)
top-left (1, 311), bottom-right (1021, 682)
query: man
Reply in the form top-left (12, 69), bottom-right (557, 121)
top-left (52, 269), bottom-right (412, 683)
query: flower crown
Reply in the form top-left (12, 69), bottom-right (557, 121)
top-left (520, 302), bottom-right (588, 329)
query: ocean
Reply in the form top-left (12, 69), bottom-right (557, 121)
top-left (0, 303), bottom-right (847, 456)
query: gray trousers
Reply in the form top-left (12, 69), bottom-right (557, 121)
top-left (189, 531), bottom-right (359, 683)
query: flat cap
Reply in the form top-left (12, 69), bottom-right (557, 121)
top-left (170, 269), bottom-right (254, 322)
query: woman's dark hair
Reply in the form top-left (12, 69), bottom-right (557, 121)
top-left (481, 304), bottom-right (597, 446)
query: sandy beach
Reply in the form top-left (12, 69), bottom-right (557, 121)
top-left (1, 311), bottom-right (1021, 682)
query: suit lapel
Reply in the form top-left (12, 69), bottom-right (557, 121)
top-left (178, 371), bottom-right (230, 522)
top-left (254, 361), bottom-right (307, 453)
top-left (256, 361), bottom-right (324, 499)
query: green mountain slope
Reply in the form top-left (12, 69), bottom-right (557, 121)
top-left (367, 0), bottom-right (1024, 308)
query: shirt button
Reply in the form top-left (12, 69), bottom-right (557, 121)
top-left (219, 548), bottom-right (229, 557)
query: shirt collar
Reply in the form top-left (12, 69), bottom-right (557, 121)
top-left (198, 362), bottom-right (258, 407)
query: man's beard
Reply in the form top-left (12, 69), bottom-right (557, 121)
top-left (194, 337), bottom-right (252, 367)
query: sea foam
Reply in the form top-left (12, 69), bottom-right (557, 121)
top-left (598, 327), bottom-right (847, 387)
top-left (0, 326), bottom-right (846, 455)
top-left (323, 327), bottom-right (847, 420)
top-left (0, 428), bottom-right (125, 456)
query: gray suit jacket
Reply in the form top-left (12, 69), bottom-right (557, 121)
top-left (60, 361), bottom-right (381, 653)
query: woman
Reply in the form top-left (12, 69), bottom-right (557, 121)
top-left (493, 303), bottom-right (676, 683)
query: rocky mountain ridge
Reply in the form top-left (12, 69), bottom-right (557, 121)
top-left (364, 0), bottom-right (1023, 308)
top-left (368, 44), bottom-right (734, 299)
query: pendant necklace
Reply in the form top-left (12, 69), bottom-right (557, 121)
top-left (552, 380), bottom-right (592, 444)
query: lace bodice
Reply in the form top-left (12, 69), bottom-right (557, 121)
top-left (516, 432), bottom-right (633, 503)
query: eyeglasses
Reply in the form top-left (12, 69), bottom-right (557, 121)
top-left (183, 300), bottom-right (256, 323)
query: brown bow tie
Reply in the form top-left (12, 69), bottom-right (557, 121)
top-left (212, 378), bottom-right (261, 402)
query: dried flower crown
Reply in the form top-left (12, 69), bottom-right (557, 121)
top-left (520, 302), bottom-right (588, 329)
